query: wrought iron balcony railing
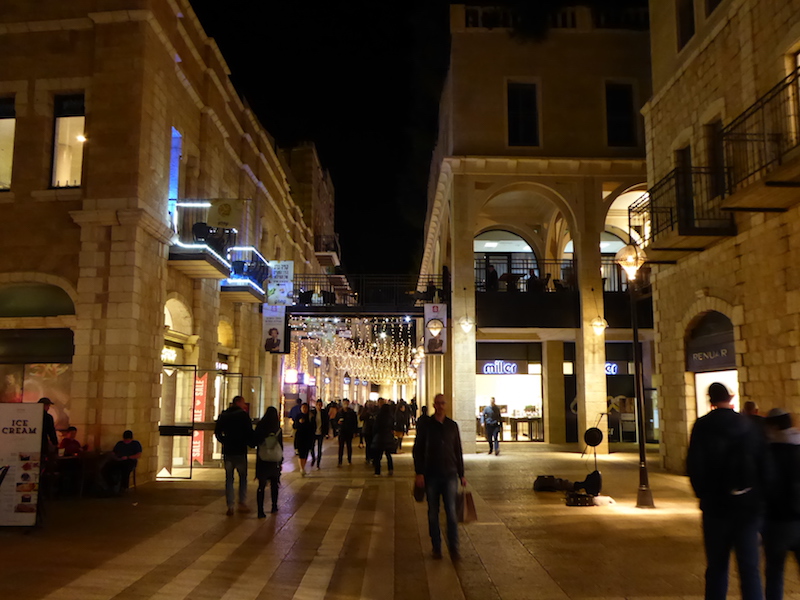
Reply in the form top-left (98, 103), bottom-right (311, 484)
top-left (474, 258), bottom-right (641, 292)
top-left (628, 167), bottom-right (735, 246)
top-left (291, 274), bottom-right (443, 309)
top-left (223, 247), bottom-right (269, 294)
top-left (722, 66), bottom-right (800, 193)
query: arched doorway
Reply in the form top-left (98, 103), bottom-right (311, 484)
top-left (686, 311), bottom-right (738, 417)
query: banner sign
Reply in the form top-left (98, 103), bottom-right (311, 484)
top-left (267, 261), bottom-right (294, 306)
top-left (424, 303), bottom-right (447, 355)
top-left (191, 374), bottom-right (207, 466)
top-left (263, 305), bottom-right (289, 354)
top-left (0, 403), bottom-right (42, 526)
top-left (207, 199), bottom-right (243, 229)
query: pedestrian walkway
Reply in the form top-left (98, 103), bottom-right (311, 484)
top-left (1, 438), bottom-right (795, 600)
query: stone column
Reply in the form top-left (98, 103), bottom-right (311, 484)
top-left (543, 340), bottom-right (566, 444)
top-left (70, 208), bottom-right (172, 480)
top-left (449, 176), bottom-right (477, 452)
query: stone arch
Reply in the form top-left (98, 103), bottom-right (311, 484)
top-left (217, 315), bottom-right (235, 348)
top-left (479, 180), bottom-right (577, 232)
top-left (164, 293), bottom-right (193, 335)
top-left (602, 182), bottom-right (648, 245)
top-left (0, 272), bottom-right (77, 306)
top-left (474, 225), bottom-right (543, 263)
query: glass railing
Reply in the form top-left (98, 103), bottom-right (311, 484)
top-left (222, 247), bottom-right (269, 295)
top-left (170, 202), bottom-right (236, 266)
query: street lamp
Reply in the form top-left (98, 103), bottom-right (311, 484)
top-left (615, 243), bottom-right (655, 508)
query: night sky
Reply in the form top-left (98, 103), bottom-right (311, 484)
top-left (189, 1), bottom-right (452, 275)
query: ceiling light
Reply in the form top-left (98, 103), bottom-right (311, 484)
top-left (484, 242), bottom-right (498, 248)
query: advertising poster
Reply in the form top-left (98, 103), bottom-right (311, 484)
top-left (263, 305), bottom-right (289, 354)
top-left (21, 364), bottom-right (73, 431)
top-left (0, 403), bottom-right (42, 526)
top-left (192, 374), bottom-right (207, 465)
top-left (424, 303), bottom-right (447, 355)
top-left (267, 261), bottom-right (294, 306)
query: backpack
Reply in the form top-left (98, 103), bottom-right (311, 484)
top-left (258, 430), bottom-right (283, 462)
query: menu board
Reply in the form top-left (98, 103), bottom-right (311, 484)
top-left (0, 403), bottom-right (42, 526)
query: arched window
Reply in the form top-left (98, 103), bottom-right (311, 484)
top-left (474, 231), bottom-right (535, 292)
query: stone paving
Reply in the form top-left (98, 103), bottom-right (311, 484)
top-left (1, 437), bottom-right (798, 600)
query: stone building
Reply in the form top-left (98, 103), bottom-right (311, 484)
top-left (640, 0), bottom-right (800, 471)
top-left (419, 4), bottom-right (653, 453)
top-left (0, 0), bottom-right (332, 480)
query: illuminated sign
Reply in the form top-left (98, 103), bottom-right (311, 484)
top-left (216, 362), bottom-right (229, 371)
top-left (605, 363), bottom-right (619, 375)
top-left (344, 377), bottom-right (351, 384)
top-left (161, 347), bottom-right (178, 363)
top-left (481, 360), bottom-right (519, 375)
top-left (284, 369), bottom-right (298, 384)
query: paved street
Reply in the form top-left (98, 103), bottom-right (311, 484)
top-left (0, 437), bottom-right (791, 600)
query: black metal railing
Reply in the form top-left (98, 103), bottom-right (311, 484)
top-left (628, 167), bottom-right (736, 245)
top-left (291, 274), bottom-right (444, 308)
top-left (224, 247), bottom-right (269, 292)
top-left (474, 258), bottom-right (637, 293)
top-left (722, 66), bottom-right (800, 193)
top-left (592, 6), bottom-right (649, 30)
top-left (170, 202), bottom-right (237, 260)
top-left (314, 234), bottom-right (341, 255)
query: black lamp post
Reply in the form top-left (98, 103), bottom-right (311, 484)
top-left (615, 244), bottom-right (655, 509)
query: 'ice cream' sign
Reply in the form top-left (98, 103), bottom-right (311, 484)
top-left (0, 403), bottom-right (43, 526)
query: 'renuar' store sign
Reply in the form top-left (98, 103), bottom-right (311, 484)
top-left (686, 339), bottom-right (736, 373)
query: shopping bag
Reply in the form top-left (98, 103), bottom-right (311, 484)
top-left (457, 489), bottom-right (477, 523)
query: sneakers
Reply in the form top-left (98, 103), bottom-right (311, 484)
top-left (238, 503), bottom-right (250, 513)
top-left (226, 507), bottom-right (234, 516)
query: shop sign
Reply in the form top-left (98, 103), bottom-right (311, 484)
top-left (192, 374), bottom-right (207, 466)
top-left (207, 198), bottom-right (243, 229)
top-left (605, 362), bottom-right (628, 375)
top-left (161, 347), bottom-right (178, 363)
top-left (477, 360), bottom-right (524, 375)
top-left (424, 303), bottom-right (447, 355)
top-left (0, 403), bottom-right (42, 526)
top-left (686, 340), bottom-right (736, 373)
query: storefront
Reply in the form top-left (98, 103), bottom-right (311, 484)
top-left (686, 311), bottom-right (738, 417)
top-left (475, 343), bottom-right (544, 441)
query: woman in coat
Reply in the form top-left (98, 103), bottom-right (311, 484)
top-left (294, 402), bottom-right (315, 477)
top-left (372, 403), bottom-right (395, 476)
top-left (254, 406), bottom-right (283, 517)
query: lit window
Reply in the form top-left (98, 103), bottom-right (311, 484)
top-left (507, 82), bottom-right (540, 147)
top-left (0, 98), bottom-right (14, 190)
top-left (52, 94), bottom-right (86, 188)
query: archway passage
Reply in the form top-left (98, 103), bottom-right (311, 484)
top-left (474, 230), bottom-right (536, 292)
top-left (686, 311), bottom-right (738, 417)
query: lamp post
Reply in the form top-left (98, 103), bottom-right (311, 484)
top-left (615, 244), bottom-right (655, 508)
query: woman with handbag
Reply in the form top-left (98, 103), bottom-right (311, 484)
top-left (372, 403), bottom-right (395, 476)
top-left (254, 406), bottom-right (283, 518)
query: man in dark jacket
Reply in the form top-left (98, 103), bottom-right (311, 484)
top-left (413, 393), bottom-right (466, 560)
top-left (336, 399), bottom-right (358, 466)
top-left (312, 399), bottom-right (330, 469)
top-left (687, 383), bottom-right (771, 600)
top-left (481, 397), bottom-right (502, 456)
top-left (214, 395), bottom-right (254, 516)
top-left (763, 408), bottom-right (800, 600)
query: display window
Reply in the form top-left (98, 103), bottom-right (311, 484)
top-left (475, 361), bottom-right (543, 441)
top-left (695, 370), bottom-right (739, 417)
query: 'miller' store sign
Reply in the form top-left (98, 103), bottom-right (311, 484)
top-left (477, 360), bottom-right (526, 375)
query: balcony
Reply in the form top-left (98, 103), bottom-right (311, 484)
top-left (168, 202), bottom-right (235, 279)
top-left (314, 234), bottom-right (341, 267)
top-left (220, 247), bottom-right (269, 303)
top-left (628, 168), bottom-right (735, 261)
top-left (475, 258), bottom-right (632, 293)
top-left (721, 66), bottom-right (800, 211)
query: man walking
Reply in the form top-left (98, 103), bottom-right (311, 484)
top-left (336, 399), bottom-right (358, 466)
top-left (214, 395), bottom-right (254, 516)
top-left (413, 393), bottom-right (466, 560)
top-left (482, 397), bottom-right (502, 455)
top-left (687, 382), bottom-right (770, 600)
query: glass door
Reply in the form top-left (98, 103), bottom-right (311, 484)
top-left (158, 364), bottom-right (196, 479)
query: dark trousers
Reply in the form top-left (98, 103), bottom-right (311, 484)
top-left (485, 424), bottom-right (500, 453)
top-left (338, 434), bottom-right (353, 464)
top-left (373, 449), bottom-right (393, 475)
top-left (425, 475), bottom-right (459, 553)
top-left (256, 475), bottom-right (279, 513)
top-left (702, 511), bottom-right (763, 600)
top-left (365, 437), bottom-right (373, 462)
top-left (313, 435), bottom-right (324, 467)
top-left (764, 519), bottom-right (800, 600)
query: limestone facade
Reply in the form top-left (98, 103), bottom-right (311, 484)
top-left (0, 0), bottom-right (329, 480)
top-left (642, 0), bottom-right (800, 471)
top-left (420, 5), bottom-right (653, 453)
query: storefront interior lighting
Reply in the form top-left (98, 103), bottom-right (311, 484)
top-left (284, 368), bottom-right (298, 384)
top-left (590, 317), bottom-right (608, 336)
top-left (458, 316), bottom-right (475, 333)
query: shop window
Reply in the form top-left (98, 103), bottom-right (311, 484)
top-left (507, 82), bottom-right (539, 147)
top-left (605, 83), bottom-right (637, 147)
top-left (0, 97), bottom-right (14, 191)
top-left (676, 0), bottom-right (695, 50)
top-left (51, 94), bottom-right (86, 188)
